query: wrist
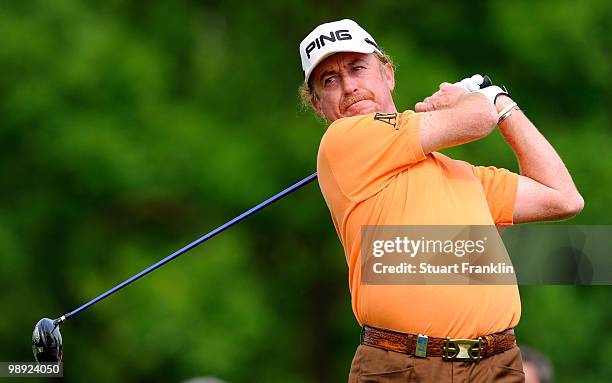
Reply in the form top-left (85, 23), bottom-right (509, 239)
top-left (474, 85), bottom-right (506, 105)
top-left (494, 94), bottom-right (515, 113)
top-left (497, 101), bottom-right (519, 125)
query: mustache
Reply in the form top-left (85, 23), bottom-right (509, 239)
top-left (340, 90), bottom-right (375, 112)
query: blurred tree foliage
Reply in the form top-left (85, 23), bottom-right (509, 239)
top-left (0, 1), bottom-right (610, 382)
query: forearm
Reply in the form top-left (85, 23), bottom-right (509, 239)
top-left (495, 96), bottom-right (582, 200)
top-left (419, 92), bottom-right (498, 154)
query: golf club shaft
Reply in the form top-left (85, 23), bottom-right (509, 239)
top-left (58, 172), bottom-right (318, 323)
top-left (56, 75), bottom-right (495, 324)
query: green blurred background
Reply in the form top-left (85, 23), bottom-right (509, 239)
top-left (1, 0), bottom-right (610, 382)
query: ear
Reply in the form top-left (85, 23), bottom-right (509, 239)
top-left (383, 62), bottom-right (395, 92)
top-left (310, 95), bottom-right (325, 118)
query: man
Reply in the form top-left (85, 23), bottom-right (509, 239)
top-left (299, 19), bottom-right (583, 382)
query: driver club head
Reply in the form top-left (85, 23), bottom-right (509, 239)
top-left (32, 318), bottom-right (63, 363)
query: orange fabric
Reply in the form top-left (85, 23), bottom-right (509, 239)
top-left (317, 111), bottom-right (520, 338)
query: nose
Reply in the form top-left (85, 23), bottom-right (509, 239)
top-left (340, 74), bottom-right (358, 95)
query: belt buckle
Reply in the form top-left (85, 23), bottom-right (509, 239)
top-left (442, 337), bottom-right (483, 362)
top-left (415, 334), bottom-right (428, 357)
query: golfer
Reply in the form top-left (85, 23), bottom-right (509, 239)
top-left (299, 19), bottom-right (583, 382)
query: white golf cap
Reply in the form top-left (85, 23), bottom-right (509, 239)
top-left (299, 19), bottom-right (383, 83)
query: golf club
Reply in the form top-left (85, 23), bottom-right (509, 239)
top-left (32, 172), bottom-right (317, 363)
top-left (32, 75), bottom-right (494, 363)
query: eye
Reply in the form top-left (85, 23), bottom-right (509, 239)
top-left (352, 66), bottom-right (366, 72)
top-left (323, 76), bottom-right (337, 86)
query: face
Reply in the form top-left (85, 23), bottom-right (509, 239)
top-left (310, 52), bottom-right (396, 122)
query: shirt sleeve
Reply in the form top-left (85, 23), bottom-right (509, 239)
top-left (471, 165), bottom-right (519, 225)
top-left (318, 111), bottom-right (427, 202)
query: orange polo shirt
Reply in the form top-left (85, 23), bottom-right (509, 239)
top-left (317, 111), bottom-right (520, 338)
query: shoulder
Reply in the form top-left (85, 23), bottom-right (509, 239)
top-left (318, 114), bottom-right (372, 156)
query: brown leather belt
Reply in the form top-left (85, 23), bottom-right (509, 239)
top-left (361, 325), bottom-right (516, 362)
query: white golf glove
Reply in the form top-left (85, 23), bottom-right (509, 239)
top-left (454, 74), bottom-right (486, 92)
top-left (454, 74), bottom-right (509, 104)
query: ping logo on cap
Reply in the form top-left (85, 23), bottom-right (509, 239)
top-left (300, 19), bottom-right (382, 82)
top-left (304, 29), bottom-right (353, 59)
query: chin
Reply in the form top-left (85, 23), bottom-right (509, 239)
top-left (344, 107), bottom-right (375, 118)
top-left (343, 102), bottom-right (379, 118)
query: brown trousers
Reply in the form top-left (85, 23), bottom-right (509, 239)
top-left (348, 344), bottom-right (525, 382)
